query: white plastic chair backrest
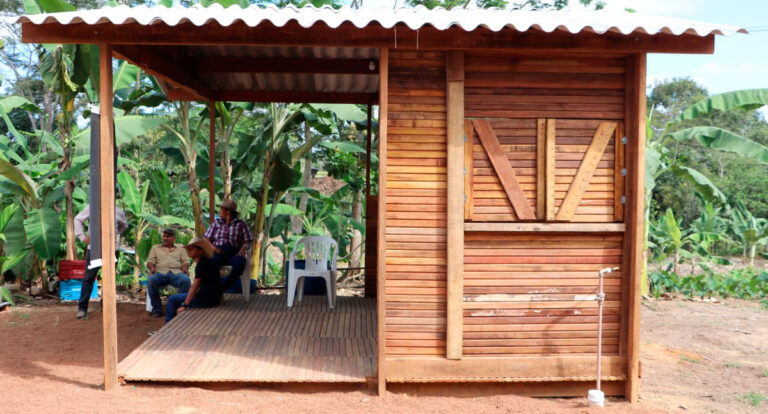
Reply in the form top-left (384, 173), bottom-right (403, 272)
top-left (292, 236), bottom-right (337, 272)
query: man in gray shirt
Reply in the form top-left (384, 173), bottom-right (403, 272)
top-left (74, 204), bottom-right (128, 319)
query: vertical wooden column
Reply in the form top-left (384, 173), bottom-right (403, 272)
top-left (376, 48), bottom-right (389, 396)
top-left (209, 101), bottom-right (216, 225)
top-left (625, 53), bottom-right (646, 403)
top-left (445, 51), bottom-right (464, 360)
top-left (99, 44), bottom-right (118, 391)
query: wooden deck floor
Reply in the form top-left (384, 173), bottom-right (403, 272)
top-left (118, 294), bottom-right (377, 383)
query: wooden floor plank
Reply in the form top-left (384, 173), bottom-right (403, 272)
top-left (118, 294), bottom-right (376, 383)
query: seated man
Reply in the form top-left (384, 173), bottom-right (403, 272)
top-left (165, 238), bottom-right (222, 323)
top-left (146, 228), bottom-right (190, 318)
top-left (204, 199), bottom-right (253, 290)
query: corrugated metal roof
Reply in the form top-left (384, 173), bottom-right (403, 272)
top-left (190, 46), bottom-right (379, 94)
top-left (16, 4), bottom-right (746, 37)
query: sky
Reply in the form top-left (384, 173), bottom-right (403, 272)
top-left (355, 0), bottom-right (768, 97)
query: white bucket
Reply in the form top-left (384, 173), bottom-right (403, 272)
top-left (587, 389), bottom-right (605, 407)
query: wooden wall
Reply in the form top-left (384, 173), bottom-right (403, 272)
top-left (463, 232), bottom-right (623, 356)
top-left (384, 51), bottom-right (447, 357)
top-left (382, 50), bottom-right (637, 395)
top-left (464, 54), bottom-right (625, 223)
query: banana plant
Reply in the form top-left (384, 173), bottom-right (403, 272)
top-left (729, 200), bottom-right (768, 267)
top-left (643, 89), bottom-right (768, 292)
top-left (117, 170), bottom-right (194, 287)
top-left (162, 101), bottom-right (208, 236)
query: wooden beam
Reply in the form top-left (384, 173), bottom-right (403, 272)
top-left (99, 44), bottom-right (118, 391)
top-left (22, 21), bottom-right (717, 54)
top-left (472, 119), bottom-right (536, 221)
top-left (555, 121), bottom-right (617, 221)
top-left (167, 89), bottom-right (378, 104)
top-left (386, 355), bottom-right (627, 381)
top-left (196, 57), bottom-right (379, 75)
top-left (464, 121), bottom-right (474, 221)
top-left (387, 381), bottom-right (627, 398)
top-left (625, 53), bottom-right (647, 404)
top-left (208, 101), bottom-right (216, 227)
top-left (614, 123), bottom-right (626, 222)
top-left (376, 48), bottom-right (389, 396)
top-left (536, 119), bottom-right (546, 220)
top-left (113, 45), bottom-right (210, 101)
top-left (546, 119), bottom-right (557, 221)
top-left (446, 51), bottom-right (464, 361)
top-left (465, 222), bottom-right (625, 233)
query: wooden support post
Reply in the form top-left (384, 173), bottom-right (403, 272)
top-left (376, 48), bottom-right (389, 396)
top-left (536, 119), bottom-right (546, 220)
top-left (209, 101), bottom-right (215, 225)
top-left (99, 44), bottom-right (118, 391)
top-left (545, 119), bottom-right (556, 221)
top-left (463, 121), bottom-right (474, 221)
top-left (625, 53), bottom-right (647, 403)
top-left (446, 51), bottom-right (464, 360)
top-left (366, 103), bottom-right (372, 197)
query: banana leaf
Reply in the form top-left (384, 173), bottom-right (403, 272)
top-left (23, 207), bottom-right (61, 259)
top-left (680, 88), bottom-right (768, 120)
top-left (668, 126), bottom-right (768, 164)
top-left (670, 165), bottom-right (727, 204)
top-left (0, 158), bottom-right (38, 202)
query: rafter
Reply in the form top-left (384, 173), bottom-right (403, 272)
top-left (195, 57), bottom-right (378, 75)
top-left (113, 45), bottom-right (210, 101)
top-left (166, 89), bottom-right (377, 104)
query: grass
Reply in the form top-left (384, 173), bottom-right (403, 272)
top-left (680, 355), bottom-right (701, 364)
top-left (725, 362), bottom-right (742, 368)
top-left (761, 368), bottom-right (768, 378)
top-left (739, 392), bottom-right (767, 407)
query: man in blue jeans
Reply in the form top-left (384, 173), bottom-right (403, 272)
top-left (204, 199), bottom-right (252, 291)
top-left (166, 238), bottom-right (222, 323)
top-left (146, 228), bottom-right (190, 318)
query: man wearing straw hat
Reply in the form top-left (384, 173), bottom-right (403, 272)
top-left (165, 237), bottom-right (222, 322)
top-left (204, 198), bottom-right (252, 290)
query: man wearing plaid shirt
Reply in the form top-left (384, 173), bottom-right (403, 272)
top-left (204, 199), bottom-right (253, 289)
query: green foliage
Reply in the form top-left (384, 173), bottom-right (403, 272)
top-left (739, 392), bottom-right (767, 407)
top-left (649, 268), bottom-right (768, 300)
top-left (0, 286), bottom-right (13, 306)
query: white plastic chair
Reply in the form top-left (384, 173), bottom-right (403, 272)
top-left (287, 236), bottom-right (338, 308)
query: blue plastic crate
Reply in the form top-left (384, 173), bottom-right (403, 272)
top-left (59, 279), bottom-right (99, 301)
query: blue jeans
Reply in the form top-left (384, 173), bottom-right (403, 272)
top-left (165, 293), bottom-right (217, 323)
top-left (147, 272), bottom-right (191, 313)
top-left (214, 245), bottom-right (247, 290)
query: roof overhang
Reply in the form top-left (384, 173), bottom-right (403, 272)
top-left (16, 5), bottom-right (747, 104)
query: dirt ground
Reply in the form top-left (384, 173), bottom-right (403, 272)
top-left (0, 298), bottom-right (766, 414)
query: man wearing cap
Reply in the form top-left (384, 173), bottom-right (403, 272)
top-left (146, 228), bottom-right (191, 318)
top-left (165, 237), bottom-right (222, 322)
top-left (204, 199), bottom-right (253, 289)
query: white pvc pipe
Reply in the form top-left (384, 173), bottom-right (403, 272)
top-left (589, 266), bottom-right (619, 408)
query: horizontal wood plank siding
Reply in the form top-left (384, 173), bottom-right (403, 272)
top-left (385, 51), bottom-right (447, 357)
top-left (464, 54), bottom-right (625, 120)
top-left (463, 232), bottom-right (624, 357)
top-left (465, 54), bottom-right (625, 223)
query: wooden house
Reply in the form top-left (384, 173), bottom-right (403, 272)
top-left (17, 5), bottom-right (744, 401)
